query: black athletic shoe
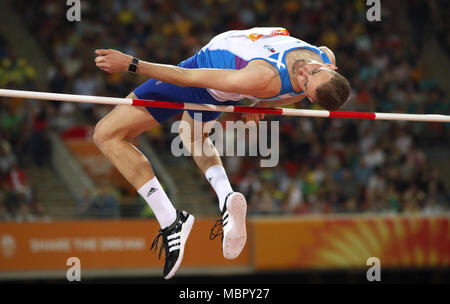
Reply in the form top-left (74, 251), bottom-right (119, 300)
top-left (209, 192), bottom-right (247, 260)
top-left (151, 210), bottom-right (195, 279)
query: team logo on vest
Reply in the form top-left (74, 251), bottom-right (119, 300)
top-left (263, 45), bottom-right (276, 53)
top-left (248, 33), bottom-right (263, 41)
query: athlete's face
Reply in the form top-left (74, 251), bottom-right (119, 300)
top-left (295, 59), bottom-right (337, 103)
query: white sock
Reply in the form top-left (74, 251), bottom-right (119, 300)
top-left (137, 176), bottom-right (177, 229)
top-left (205, 165), bottom-right (233, 211)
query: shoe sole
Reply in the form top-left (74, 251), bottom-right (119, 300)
top-left (223, 193), bottom-right (247, 260)
top-left (164, 214), bottom-right (195, 280)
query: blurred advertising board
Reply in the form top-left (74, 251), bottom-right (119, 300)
top-left (0, 215), bottom-right (448, 277)
top-left (0, 219), bottom-right (250, 273)
top-left (252, 215), bottom-right (449, 270)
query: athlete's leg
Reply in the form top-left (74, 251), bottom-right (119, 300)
top-left (93, 92), bottom-right (194, 280)
top-left (93, 92), bottom-right (177, 227)
top-left (179, 111), bottom-right (247, 260)
top-left (93, 93), bottom-right (158, 189)
top-left (178, 111), bottom-right (220, 170)
top-left (178, 111), bottom-right (231, 206)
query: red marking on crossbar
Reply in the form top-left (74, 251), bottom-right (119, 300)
top-left (234, 106), bottom-right (283, 115)
top-left (132, 99), bottom-right (184, 109)
top-left (132, 99), bottom-right (375, 119)
top-left (329, 111), bottom-right (376, 119)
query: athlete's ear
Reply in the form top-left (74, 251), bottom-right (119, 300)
top-left (319, 46), bottom-right (336, 65)
top-left (325, 63), bottom-right (337, 71)
top-left (295, 72), bottom-right (308, 91)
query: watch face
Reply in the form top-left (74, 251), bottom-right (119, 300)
top-left (129, 63), bottom-right (137, 72)
top-left (129, 58), bottom-right (139, 72)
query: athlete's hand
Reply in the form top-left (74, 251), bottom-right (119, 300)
top-left (94, 49), bottom-right (133, 73)
top-left (241, 113), bottom-right (265, 123)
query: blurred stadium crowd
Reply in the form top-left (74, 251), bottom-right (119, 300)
top-left (0, 0), bottom-right (448, 220)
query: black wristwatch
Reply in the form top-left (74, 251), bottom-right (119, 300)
top-left (128, 57), bottom-right (139, 73)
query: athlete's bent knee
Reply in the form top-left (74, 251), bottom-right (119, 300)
top-left (93, 119), bottom-right (111, 148)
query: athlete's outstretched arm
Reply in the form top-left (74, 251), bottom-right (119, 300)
top-left (94, 49), bottom-right (275, 96)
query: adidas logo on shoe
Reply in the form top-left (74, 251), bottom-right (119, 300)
top-left (150, 210), bottom-right (195, 279)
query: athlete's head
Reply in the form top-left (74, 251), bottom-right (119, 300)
top-left (293, 58), bottom-right (350, 111)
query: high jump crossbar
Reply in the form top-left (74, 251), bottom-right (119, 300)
top-left (1, 88), bottom-right (449, 123)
